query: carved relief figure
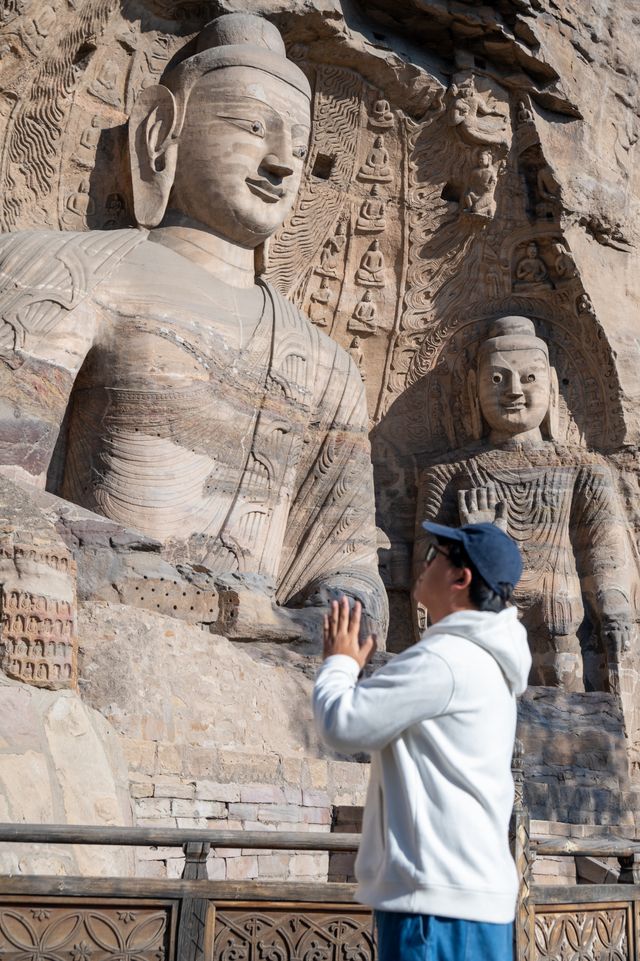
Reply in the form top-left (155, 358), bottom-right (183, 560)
top-left (515, 241), bottom-right (549, 287)
top-left (462, 148), bottom-right (498, 220)
top-left (447, 76), bottom-right (509, 149)
top-left (77, 116), bottom-right (101, 164)
top-left (415, 316), bottom-right (635, 698)
top-left (89, 59), bottom-right (122, 107)
top-left (0, 14), bottom-right (388, 641)
top-left (20, 4), bottom-right (56, 54)
top-left (62, 179), bottom-right (94, 226)
top-left (316, 221), bottom-right (347, 277)
top-left (309, 276), bottom-right (331, 326)
top-left (349, 290), bottom-right (377, 334)
top-left (348, 336), bottom-right (366, 380)
top-left (356, 240), bottom-right (385, 287)
top-left (356, 184), bottom-right (386, 233)
top-left (358, 134), bottom-right (392, 183)
top-left (552, 241), bottom-right (577, 280)
top-left (370, 98), bottom-right (394, 128)
top-left (536, 164), bottom-right (561, 217)
top-left (516, 99), bottom-right (534, 126)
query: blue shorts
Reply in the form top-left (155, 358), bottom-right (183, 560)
top-left (375, 910), bottom-right (513, 961)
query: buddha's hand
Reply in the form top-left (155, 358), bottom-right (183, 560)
top-left (457, 484), bottom-right (508, 531)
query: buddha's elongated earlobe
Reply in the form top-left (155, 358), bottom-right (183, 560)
top-left (129, 85), bottom-right (179, 229)
top-left (468, 368), bottom-right (483, 440)
top-left (544, 366), bottom-right (560, 441)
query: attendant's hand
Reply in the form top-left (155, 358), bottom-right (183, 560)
top-left (322, 596), bottom-right (376, 668)
top-left (458, 483), bottom-right (508, 531)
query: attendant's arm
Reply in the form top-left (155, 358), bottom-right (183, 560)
top-left (572, 464), bottom-right (635, 665)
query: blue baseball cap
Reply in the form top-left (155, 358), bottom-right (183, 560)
top-left (421, 521), bottom-right (523, 595)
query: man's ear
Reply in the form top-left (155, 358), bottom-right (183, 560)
top-left (452, 566), bottom-right (472, 591)
top-left (129, 85), bottom-right (179, 229)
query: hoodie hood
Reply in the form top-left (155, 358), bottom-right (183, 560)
top-left (422, 607), bottom-right (531, 695)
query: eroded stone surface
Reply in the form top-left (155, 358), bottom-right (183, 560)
top-left (0, 675), bottom-right (133, 876)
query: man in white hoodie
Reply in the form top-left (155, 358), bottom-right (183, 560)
top-left (313, 521), bottom-right (531, 961)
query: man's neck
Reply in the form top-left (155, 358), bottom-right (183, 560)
top-left (429, 601), bottom-right (479, 625)
top-left (151, 212), bottom-right (257, 289)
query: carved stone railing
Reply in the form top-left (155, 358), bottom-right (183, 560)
top-left (0, 821), bottom-right (639, 959)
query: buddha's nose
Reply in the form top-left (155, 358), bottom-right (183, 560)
top-left (506, 371), bottom-right (523, 397)
top-left (261, 153), bottom-right (294, 179)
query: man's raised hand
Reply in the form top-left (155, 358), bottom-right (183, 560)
top-left (322, 596), bottom-right (376, 668)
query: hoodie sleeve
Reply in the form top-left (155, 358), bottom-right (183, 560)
top-left (312, 646), bottom-right (455, 754)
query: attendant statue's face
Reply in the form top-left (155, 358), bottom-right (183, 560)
top-left (169, 66), bottom-right (310, 247)
top-left (478, 347), bottom-right (550, 436)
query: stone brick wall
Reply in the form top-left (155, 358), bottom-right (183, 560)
top-left (125, 750), bottom-right (369, 881)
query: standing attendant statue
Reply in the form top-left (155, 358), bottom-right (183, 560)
top-left (415, 316), bottom-right (636, 698)
top-left (0, 13), bottom-right (388, 642)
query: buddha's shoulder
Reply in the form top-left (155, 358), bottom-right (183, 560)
top-left (0, 228), bottom-right (146, 293)
top-left (263, 281), bottom-right (355, 371)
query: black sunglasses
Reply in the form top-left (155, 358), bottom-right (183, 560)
top-left (424, 543), bottom-right (450, 565)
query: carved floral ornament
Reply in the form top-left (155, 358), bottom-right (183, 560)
top-left (534, 909), bottom-right (628, 961)
top-left (0, 906), bottom-right (168, 960)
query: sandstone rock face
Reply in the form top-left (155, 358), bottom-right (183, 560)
top-left (0, 0), bottom-right (639, 876)
top-left (0, 675), bottom-right (133, 876)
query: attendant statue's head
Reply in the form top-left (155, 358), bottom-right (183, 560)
top-left (469, 315), bottom-right (559, 446)
top-left (129, 13), bottom-right (311, 251)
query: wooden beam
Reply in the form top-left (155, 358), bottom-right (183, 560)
top-left (0, 876), bottom-right (359, 902)
top-left (533, 838), bottom-right (640, 858)
top-left (0, 824), bottom-right (361, 851)
top-left (532, 884), bottom-right (640, 905)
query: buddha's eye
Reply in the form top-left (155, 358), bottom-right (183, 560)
top-left (525, 373), bottom-right (536, 383)
top-left (293, 144), bottom-right (308, 160)
top-left (219, 115), bottom-right (267, 138)
top-left (492, 373), bottom-right (502, 384)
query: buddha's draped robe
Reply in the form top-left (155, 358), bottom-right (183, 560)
top-left (0, 229), bottom-right (387, 630)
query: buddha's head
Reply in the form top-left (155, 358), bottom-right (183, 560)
top-left (470, 315), bottom-right (558, 445)
top-left (129, 13), bottom-right (311, 248)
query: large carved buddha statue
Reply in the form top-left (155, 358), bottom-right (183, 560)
top-left (0, 14), bottom-right (387, 641)
top-left (415, 316), bottom-right (636, 700)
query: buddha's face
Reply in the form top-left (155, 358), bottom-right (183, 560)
top-left (478, 347), bottom-right (550, 436)
top-left (170, 65), bottom-right (310, 248)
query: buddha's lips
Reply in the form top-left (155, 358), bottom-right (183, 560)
top-left (246, 177), bottom-right (284, 202)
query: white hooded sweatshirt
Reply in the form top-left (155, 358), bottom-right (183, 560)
top-left (313, 606), bottom-right (531, 924)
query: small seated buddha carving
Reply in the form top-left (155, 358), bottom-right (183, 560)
top-left (356, 184), bottom-right (386, 233)
top-left (358, 134), bottom-right (393, 183)
top-left (349, 290), bottom-right (377, 333)
top-left (355, 240), bottom-right (385, 287)
top-left (515, 242), bottom-right (550, 288)
top-left (371, 98), bottom-right (394, 128)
